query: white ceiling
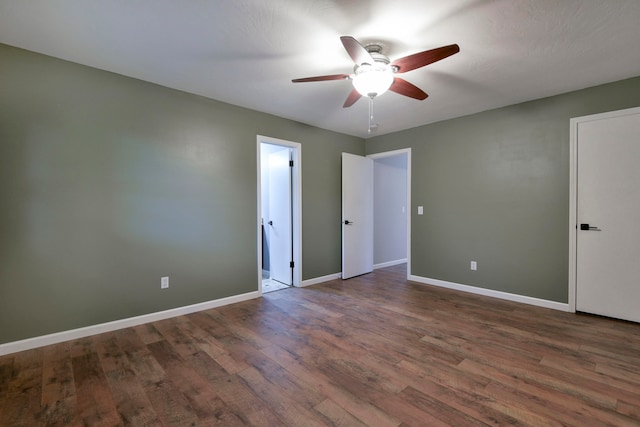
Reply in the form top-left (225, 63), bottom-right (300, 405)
top-left (1, 0), bottom-right (639, 138)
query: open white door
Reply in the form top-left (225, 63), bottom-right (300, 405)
top-left (575, 107), bottom-right (640, 323)
top-left (342, 153), bottom-right (373, 279)
top-left (268, 147), bottom-right (292, 285)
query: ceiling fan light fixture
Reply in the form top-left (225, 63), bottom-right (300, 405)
top-left (292, 36), bottom-right (460, 133)
top-left (352, 64), bottom-right (394, 98)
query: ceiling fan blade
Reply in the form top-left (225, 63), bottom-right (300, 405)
top-left (343, 89), bottom-right (362, 108)
top-left (389, 78), bottom-right (428, 100)
top-left (292, 74), bottom-right (350, 83)
top-left (340, 36), bottom-right (374, 65)
top-left (391, 44), bottom-right (460, 74)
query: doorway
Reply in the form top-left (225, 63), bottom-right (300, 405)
top-left (257, 136), bottom-right (301, 293)
top-left (341, 149), bottom-right (411, 280)
top-left (370, 150), bottom-right (410, 275)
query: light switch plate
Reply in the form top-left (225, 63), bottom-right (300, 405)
top-left (418, 206), bottom-right (424, 215)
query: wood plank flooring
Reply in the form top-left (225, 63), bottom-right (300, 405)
top-left (1, 264), bottom-right (640, 426)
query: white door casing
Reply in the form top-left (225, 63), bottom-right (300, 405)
top-left (257, 135), bottom-right (301, 291)
top-left (342, 152), bottom-right (374, 279)
top-left (570, 107), bottom-right (640, 323)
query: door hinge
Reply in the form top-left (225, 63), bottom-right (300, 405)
top-left (289, 160), bottom-right (294, 167)
top-left (290, 261), bottom-right (294, 268)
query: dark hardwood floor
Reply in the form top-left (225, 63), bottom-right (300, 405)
top-left (1, 264), bottom-right (639, 426)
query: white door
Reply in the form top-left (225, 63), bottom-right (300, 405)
top-left (268, 147), bottom-right (292, 285)
top-left (576, 108), bottom-right (640, 323)
top-left (342, 153), bottom-right (373, 279)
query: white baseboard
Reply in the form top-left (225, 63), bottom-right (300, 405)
top-left (408, 275), bottom-right (571, 312)
top-left (2, 274), bottom-right (570, 356)
top-left (374, 259), bottom-right (407, 269)
top-left (0, 291), bottom-right (261, 356)
top-left (300, 272), bottom-right (342, 287)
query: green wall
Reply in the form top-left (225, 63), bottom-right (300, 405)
top-left (0, 44), bottom-right (363, 344)
top-left (367, 76), bottom-right (640, 303)
top-left (2, 40), bottom-right (639, 345)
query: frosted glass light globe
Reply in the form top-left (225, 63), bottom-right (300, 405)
top-left (352, 64), bottom-right (393, 97)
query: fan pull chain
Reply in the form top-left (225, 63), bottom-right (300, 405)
top-left (368, 95), bottom-right (378, 134)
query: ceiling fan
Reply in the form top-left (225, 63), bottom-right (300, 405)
top-left (293, 36), bottom-right (459, 106)
top-left (292, 36), bottom-right (459, 132)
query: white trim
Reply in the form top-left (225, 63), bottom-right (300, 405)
top-left (367, 148), bottom-right (410, 160)
top-left (374, 259), bottom-right (407, 269)
top-left (568, 113), bottom-right (578, 313)
top-left (367, 148), bottom-right (411, 279)
top-left (300, 273), bottom-right (342, 287)
top-left (571, 106), bottom-right (640, 123)
top-left (568, 106), bottom-right (640, 313)
top-left (257, 135), bottom-right (302, 291)
top-left (0, 291), bottom-right (260, 356)
top-left (409, 275), bottom-right (571, 312)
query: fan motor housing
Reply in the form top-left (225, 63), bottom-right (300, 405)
top-left (365, 43), bottom-right (390, 64)
top-left (353, 43), bottom-right (391, 74)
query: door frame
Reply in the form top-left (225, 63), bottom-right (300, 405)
top-left (568, 106), bottom-right (640, 313)
top-left (257, 135), bottom-right (302, 290)
top-left (367, 148), bottom-right (411, 278)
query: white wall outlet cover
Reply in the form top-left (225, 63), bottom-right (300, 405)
top-left (161, 276), bottom-right (169, 289)
top-left (418, 206), bottom-right (424, 215)
top-left (470, 261), bottom-right (477, 271)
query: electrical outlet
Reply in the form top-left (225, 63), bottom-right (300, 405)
top-left (470, 261), bottom-right (477, 271)
top-left (161, 276), bottom-right (169, 289)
